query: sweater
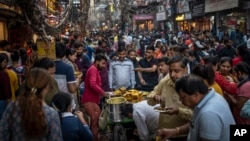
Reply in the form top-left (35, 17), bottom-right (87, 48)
top-left (109, 58), bottom-right (135, 89)
top-left (61, 112), bottom-right (93, 141)
top-left (81, 65), bottom-right (104, 104)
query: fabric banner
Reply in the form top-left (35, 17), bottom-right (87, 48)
top-left (205, 0), bottom-right (239, 13)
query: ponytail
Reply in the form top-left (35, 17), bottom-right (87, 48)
top-left (18, 92), bottom-right (47, 138)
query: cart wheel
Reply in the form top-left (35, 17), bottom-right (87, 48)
top-left (112, 124), bottom-right (127, 141)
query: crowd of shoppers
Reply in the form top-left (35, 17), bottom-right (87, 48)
top-left (0, 26), bottom-right (250, 141)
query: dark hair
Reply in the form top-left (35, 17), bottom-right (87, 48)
top-left (146, 46), bottom-right (155, 52)
top-left (203, 56), bottom-right (218, 66)
top-left (51, 92), bottom-right (72, 121)
top-left (219, 57), bottom-right (232, 66)
top-left (175, 74), bottom-right (209, 95)
top-left (234, 62), bottom-right (250, 87)
top-left (0, 53), bottom-right (8, 70)
top-left (19, 48), bottom-right (28, 65)
top-left (74, 42), bottom-right (84, 49)
top-left (0, 53), bottom-right (8, 62)
top-left (192, 64), bottom-right (215, 85)
top-left (158, 57), bottom-right (169, 65)
top-left (94, 53), bottom-right (107, 63)
top-left (118, 41), bottom-right (126, 48)
top-left (0, 40), bottom-right (10, 48)
top-left (98, 40), bottom-right (103, 46)
top-left (117, 46), bottom-right (126, 53)
top-left (32, 44), bottom-right (38, 51)
top-left (0, 53), bottom-right (6, 63)
top-left (168, 55), bottom-right (187, 68)
top-left (236, 44), bottom-right (250, 65)
top-left (188, 50), bottom-right (195, 57)
top-left (11, 50), bottom-right (20, 62)
top-left (128, 49), bottom-right (136, 55)
top-left (234, 62), bottom-right (250, 77)
top-left (66, 48), bottom-right (76, 57)
top-left (95, 48), bottom-right (105, 54)
top-left (56, 42), bottom-right (66, 58)
top-left (74, 34), bottom-right (81, 40)
top-left (18, 68), bottom-right (51, 138)
top-left (26, 40), bottom-right (33, 47)
top-left (32, 57), bottom-right (55, 70)
top-left (223, 37), bottom-right (232, 44)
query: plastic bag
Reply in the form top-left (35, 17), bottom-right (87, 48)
top-left (99, 105), bottom-right (108, 131)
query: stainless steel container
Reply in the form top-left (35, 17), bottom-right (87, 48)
top-left (106, 97), bottom-right (126, 122)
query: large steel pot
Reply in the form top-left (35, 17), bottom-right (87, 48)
top-left (106, 97), bottom-right (127, 122)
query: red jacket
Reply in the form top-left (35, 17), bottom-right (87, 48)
top-left (81, 64), bottom-right (105, 104)
top-left (215, 72), bottom-right (237, 95)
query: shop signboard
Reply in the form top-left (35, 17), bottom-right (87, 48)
top-left (156, 12), bottom-right (166, 21)
top-left (37, 41), bottom-right (56, 60)
top-left (205, 0), bottom-right (239, 13)
top-left (133, 15), bottom-right (154, 21)
top-left (177, 0), bottom-right (190, 14)
top-left (189, 0), bottom-right (205, 18)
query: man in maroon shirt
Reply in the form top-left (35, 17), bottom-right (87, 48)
top-left (81, 53), bottom-right (109, 141)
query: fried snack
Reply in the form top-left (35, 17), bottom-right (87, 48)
top-left (113, 89), bottom-right (123, 95)
top-left (119, 87), bottom-right (127, 93)
top-left (142, 92), bottom-right (149, 96)
top-left (155, 135), bottom-right (162, 141)
top-left (122, 89), bottom-right (144, 103)
top-left (74, 71), bottom-right (81, 76)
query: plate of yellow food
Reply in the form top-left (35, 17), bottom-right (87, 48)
top-left (154, 106), bottom-right (170, 113)
top-left (74, 71), bottom-right (82, 77)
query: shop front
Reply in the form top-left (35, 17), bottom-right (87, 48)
top-left (189, 0), bottom-right (213, 32)
top-left (176, 14), bottom-right (192, 31)
top-left (133, 14), bottom-right (154, 31)
top-left (0, 2), bottom-right (22, 41)
top-left (219, 11), bottom-right (246, 33)
top-left (156, 12), bottom-right (166, 30)
top-left (204, 0), bottom-right (245, 34)
top-left (176, 0), bottom-right (192, 31)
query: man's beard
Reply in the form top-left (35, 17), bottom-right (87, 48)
top-left (146, 55), bottom-right (152, 60)
top-left (97, 64), bottom-right (104, 70)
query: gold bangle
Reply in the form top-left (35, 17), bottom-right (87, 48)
top-left (176, 127), bottom-right (180, 135)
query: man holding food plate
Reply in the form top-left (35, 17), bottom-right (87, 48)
top-left (147, 55), bottom-right (193, 141)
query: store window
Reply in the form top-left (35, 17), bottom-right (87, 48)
top-left (137, 20), bottom-right (154, 31)
top-left (220, 12), bottom-right (246, 33)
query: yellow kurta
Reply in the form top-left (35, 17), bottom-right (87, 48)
top-left (6, 69), bottom-right (19, 100)
top-left (147, 74), bottom-right (193, 136)
top-left (210, 82), bottom-right (223, 96)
